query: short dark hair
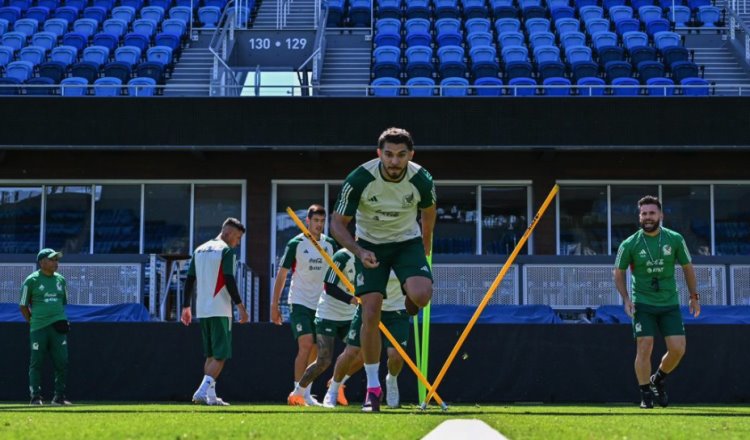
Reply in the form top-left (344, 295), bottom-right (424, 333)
top-left (378, 127), bottom-right (414, 151)
top-left (638, 195), bottom-right (662, 211)
top-left (222, 217), bottom-right (246, 233)
top-left (307, 204), bottom-right (326, 219)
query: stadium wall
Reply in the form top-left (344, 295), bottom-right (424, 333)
top-left (1, 323), bottom-right (748, 404)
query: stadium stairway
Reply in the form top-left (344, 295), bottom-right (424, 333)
top-left (685, 34), bottom-right (750, 95)
top-left (252, 0), bottom-right (316, 28)
top-left (317, 32), bottom-right (372, 96)
top-left (164, 47), bottom-right (214, 96)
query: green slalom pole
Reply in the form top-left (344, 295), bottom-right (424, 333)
top-left (418, 250), bottom-right (433, 406)
top-left (413, 304), bottom-right (424, 403)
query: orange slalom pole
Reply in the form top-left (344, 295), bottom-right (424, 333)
top-left (286, 207), bottom-right (447, 408)
top-left (423, 184), bottom-right (560, 406)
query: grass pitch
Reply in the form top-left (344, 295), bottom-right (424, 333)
top-left (1, 403), bottom-right (749, 439)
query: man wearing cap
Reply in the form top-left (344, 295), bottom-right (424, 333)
top-left (19, 248), bottom-right (72, 406)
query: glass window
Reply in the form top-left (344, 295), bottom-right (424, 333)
top-left (559, 186), bottom-right (607, 255)
top-left (45, 185), bottom-right (93, 254)
top-left (714, 185), bottom-right (750, 255)
top-left (144, 184), bottom-right (190, 255)
top-left (662, 185), bottom-right (711, 256)
top-left (93, 185), bottom-right (141, 254)
top-left (434, 186), bottom-right (477, 255)
top-left (0, 187), bottom-right (42, 253)
top-left (275, 184), bottom-right (326, 266)
top-left (611, 185), bottom-right (659, 254)
top-left (194, 184), bottom-right (243, 254)
top-left (481, 186), bottom-right (528, 255)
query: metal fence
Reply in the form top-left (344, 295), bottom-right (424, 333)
top-left (0, 264), bottom-right (37, 303)
top-left (730, 265), bottom-right (750, 305)
top-left (524, 264), bottom-right (621, 308)
top-left (432, 264), bottom-right (519, 306)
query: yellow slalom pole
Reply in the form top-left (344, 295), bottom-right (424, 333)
top-left (423, 184), bottom-right (560, 406)
top-left (286, 207), bottom-right (447, 408)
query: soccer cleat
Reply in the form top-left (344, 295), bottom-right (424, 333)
top-left (192, 390), bottom-right (208, 405)
top-left (404, 295), bottom-right (419, 316)
top-left (326, 379), bottom-right (349, 406)
top-left (305, 394), bottom-right (322, 407)
top-left (362, 387), bottom-right (382, 413)
top-left (650, 375), bottom-right (669, 408)
top-left (208, 397), bottom-right (230, 406)
top-left (287, 392), bottom-right (307, 406)
top-left (386, 375), bottom-right (400, 408)
top-left (640, 389), bottom-right (654, 409)
top-left (322, 391), bottom-right (337, 408)
top-left (51, 395), bottom-right (72, 406)
top-left (29, 396), bottom-right (43, 406)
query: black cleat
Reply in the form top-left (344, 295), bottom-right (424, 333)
top-left (51, 395), bottom-right (73, 406)
top-left (362, 388), bottom-right (382, 413)
top-left (404, 295), bottom-right (419, 316)
top-left (640, 389), bottom-right (654, 409)
top-left (650, 375), bottom-right (669, 408)
top-left (29, 396), bottom-right (43, 405)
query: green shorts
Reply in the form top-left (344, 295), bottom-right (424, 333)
top-left (289, 303), bottom-right (316, 340)
top-left (354, 237), bottom-right (432, 297)
top-left (345, 306), bottom-right (410, 349)
top-left (200, 316), bottom-right (232, 360)
top-left (314, 317), bottom-right (351, 342)
top-left (632, 303), bottom-right (685, 339)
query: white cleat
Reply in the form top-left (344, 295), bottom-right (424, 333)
top-left (322, 392), bottom-right (338, 408)
top-left (305, 394), bottom-right (322, 407)
top-left (192, 390), bottom-right (208, 405)
top-left (208, 397), bottom-right (230, 406)
top-left (386, 376), bottom-right (400, 409)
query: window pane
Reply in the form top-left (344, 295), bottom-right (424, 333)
top-left (194, 184), bottom-right (243, 255)
top-left (0, 187), bottom-right (41, 253)
top-left (559, 186), bottom-right (607, 255)
top-left (481, 186), bottom-right (528, 255)
top-left (662, 185), bottom-right (710, 256)
top-left (434, 186), bottom-right (477, 255)
top-left (93, 185), bottom-right (141, 254)
top-left (714, 185), bottom-right (750, 255)
top-left (611, 185), bottom-right (659, 254)
top-left (45, 185), bottom-right (92, 254)
top-left (144, 184), bottom-right (190, 254)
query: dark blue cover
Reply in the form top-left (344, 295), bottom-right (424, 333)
top-left (594, 305), bottom-right (750, 324)
top-left (423, 305), bottom-right (563, 324)
top-left (0, 303), bottom-right (151, 323)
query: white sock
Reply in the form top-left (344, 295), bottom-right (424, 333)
top-left (304, 385), bottom-right (313, 397)
top-left (364, 363), bottom-right (380, 389)
top-left (329, 380), bottom-right (342, 395)
top-left (198, 375), bottom-right (214, 394)
top-left (293, 384), bottom-right (307, 397)
top-left (207, 381), bottom-right (217, 399)
top-left (342, 375), bottom-right (351, 385)
top-left (386, 373), bottom-right (398, 382)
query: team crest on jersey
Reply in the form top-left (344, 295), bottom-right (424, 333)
top-left (402, 192), bottom-right (415, 208)
top-left (39, 284), bottom-right (45, 291)
top-left (348, 329), bottom-right (357, 340)
top-left (296, 324), bottom-right (303, 332)
top-left (662, 245), bottom-right (672, 256)
top-left (635, 322), bottom-right (642, 333)
top-left (32, 343), bottom-right (39, 350)
top-left (56, 281), bottom-right (62, 291)
top-left (356, 273), bottom-right (365, 287)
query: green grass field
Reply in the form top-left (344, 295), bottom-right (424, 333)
top-left (1, 403), bottom-right (749, 439)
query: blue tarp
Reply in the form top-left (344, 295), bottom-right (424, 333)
top-left (594, 305), bottom-right (750, 324)
top-left (423, 305), bottom-right (563, 324)
top-left (0, 303), bottom-right (152, 323)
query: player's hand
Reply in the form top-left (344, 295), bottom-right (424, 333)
top-left (689, 297), bottom-right (701, 318)
top-left (357, 249), bottom-right (379, 269)
top-left (623, 298), bottom-right (635, 319)
top-left (271, 305), bottom-right (283, 325)
top-left (238, 306), bottom-right (249, 324)
top-left (180, 307), bottom-right (192, 326)
top-left (350, 297), bottom-right (359, 305)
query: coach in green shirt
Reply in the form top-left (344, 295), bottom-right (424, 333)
top-left (614, 195), bottom-right (700, 410)
top-left (19, 248), bottom-right (72, 406)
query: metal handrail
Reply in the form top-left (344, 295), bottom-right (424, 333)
top-left (208, 0), bottom-right (242, 96)
top-left (725, 0), bottom-right (750, 62)
top-left (301, 3), bottom-right (328, 91)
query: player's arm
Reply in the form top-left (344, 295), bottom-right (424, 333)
top-left (324, 283), bottom-right (357, 305)
top-left (415, 169), bottom-right (437, 256)
top-left (329, 213), bottom-right (365, 259)
top-left (323, 251), bottom-right (357, 305)
top-left (221, 248), bottom-right (248, 324)
top-left (420, 203), bottom-right (436, 256)
top-left (682, 263), bottom-right (700, 318)
top-left (19, 305), bottom-right (31, 322)
top-left (331, 172), bottom-right (378, 268)
top-left (613, 243), bottom-right (634, 318)
top-left (19, 280), bottom-right (32, 322)
top-left (181, 258), bottom-right (196, 326)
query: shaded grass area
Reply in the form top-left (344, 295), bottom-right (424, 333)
top-left (1, 403), bottom-right (750, 439)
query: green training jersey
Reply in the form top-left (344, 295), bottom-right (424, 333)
top-left (19, 270), bottom-right (68, 332)
top-left (335, 158), bottom-right (436, 244)
top-left (615, 226), bottom-right (692, 306)
top-left (316, 248), bottom-right (357, 321)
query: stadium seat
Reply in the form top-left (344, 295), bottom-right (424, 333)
top-left (406, 76), bottom-right (435, 96)
top-left (150, 0), bottom-right (174, 10)
top-left (121, 0), bottom-right (144, 10)
top-left (592, 32), bottom-right (618, 52)
top-left (611, 76), bottom-right (640, 94)
top-left (5, 60), bottom-right (34, 82)
top-left (495, 17), bottom-right (521, 35)
top-left (440, 77), bottom-right (469, 96)
top-left (26, 6), bottom-right (50, 22)
top-left (560, 31), bottom-right (586, 50)
top-left (570, 60), bottom-right (599, 81)
top-left (147, 46), bottom-right (174, 69)
top-left (10, 0), bottom-right (30, 11)
top-left (371, 76), bottom-right (402, 96)
top-left (646, 76), bottom-right (675, 95)
top-left (0, 18), bottom-right (8, 35)
top-left (169, 6), bottom-right (192, 25)
top-left (38, 0), bottom-right (60, 10)
top-left (71, 61), bottom-right (100, 83)
top-left (376, 0), bottom-right (401, 19)
top-left (586, 18), bottom-right (611, 37)
top-left (103, 18), bottom-right (129, 38)
top-left (577, 76), bottom-right (606, 95)
top-left (467, 31), bottom-right (493, 49)
top-left (0, 7), bottom-right (21, 25)
top-left (579, 5), bottom-right (603, 23)
top-left (538, 61), bottom-right (567, 80)
top-left (83, 6), bottom-right (108, 24)
top-left (94, 76), bottom-right (122, 96)
top-left (637, 60), bottom-right (665, 83)
top-left (646, 18), bottom-right (670, 36)
top-left (136, 61), bottom-right (166, 84)
top-left (605, 60), bottom-right (632, 82)
top-left (681, 77), bottom-right (709, 95)
top-left (466, 17), bottom-right (492, 34)
top-left (436, 18), bottom-right (463, 47)
top-left (597, 45), bottom-right (625, 66)
top-left (662, 46), bottom-right (690, 69)
top-left (141, 6), bottom-right (166, 23)
top-left (62, 32), bottom-right (88, 51)
top-left (470, 45), bottom-right (500, 78)
top-left (405, 0), bottom-right (431, 19)
top-left (615, 18), bottom-right (639, 36)
top-left (54, 6), bottom-right (79, 23)
top-left (473, 76), bottom-right (503, 96)
top-left (608, 5), bottom-right (633, 23)
top-left (128, 76), bottom-right (157, 96)
top-left (0, 77), bottom-right (22, 95)
top-left (83, 46), bottom-right (111, 68)
top-left (44, 18), bottom-right (70, 38)
top-left (498, 31), bottom-right (525, 49)
top-left (437, 45), bottom-right (467, 77)
top-left (2, 32), bottom-right (27, 53)
top-left (522, 5), bottom-right (546, 19)
top-left (508, 76), bottom-right (536, 95)
top-left (543, 77), bottom-right (571, 95)
top-left (124, 33), bottom-right (150, 52)
top-left (93, 33), bottom-right (119, 52)
top-left (50, 45), bottom-right (79, 67)
top-left (565, 45), bottom-right (593, 65)
top-left (405, 18), bottom-right (432, 47)
top-left (603, 0), bottom-right (626, 10)
top-left (13, 18), bottom-right (38, 37)
top-left (435, 0), bottom-right (460, 19)
top-left (463, 0), bottom-right (489, 18)
top-left (66, 0), bottom-right (88, 11)
top-left (533, 45), bottom-right (561, 63)
top-left (162, 19), bottom-right (187, 38)
top-left (0, 46), bottom-right (15, 70)
top-left (25, 76), bottom-right (56, 95)
top-left (671, 60), bottom-right (700, 83)
top-left (697, 5), bottom-right (720, 27)
top-left (198, 6), bottom-right (221, 26)
top-left (629, 46), bottom-right (656, 67)
top-left (504, 60), bottom-right (534, 79)
top-left (38, 61), bottom-right (68, 82)
top-left (669, 6), bottom-right (692, 27)
top-left (132, 19), bottom-right (158, 38)
top-left (73, 18), bottom-right (99, 38)
top-left (529, 32), bottom-right (555, 49)
top-left (405, 46), bottom-right (434, 78)
top-left (374, 18), bottom-right (401, 47)
top-left (19, 46), bottom-right (46, 67)
top-left (491, 4), bottom-right (518, 19)
top-left (525, 18), bottom-right (551, 35)
top-left (550, 6), bottom-right (575, 21)
top-left (60, 76), bottom-right (89, 95)
top-left (373, 46), bottom-right (402, 79)
top-left (622, 31), bottom-right (649, 52)
top-left (501, 45), bottom-right (529, 63)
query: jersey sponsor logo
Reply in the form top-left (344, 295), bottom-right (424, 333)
top-left (375, 209), bottom-right (399, 218)
top-left (32, 343), bottom-right (39, 350)
top-left (662, 245), bottom-right (672, 256)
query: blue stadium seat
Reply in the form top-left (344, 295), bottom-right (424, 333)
top-left (646, 18), bottom-right (670, 36)
top-left (73, 17), bottom-right (99, 38)
top-left (662, 46), bottom-right (690, 69)
top-left (688, 0), bottom-right (710, 10)
top-left (103, 18), bottom-right (128, 37)
top-left (508, 76), bottom-right (536, 95)
top-left (504, 60), bottom-right (533, 79)
top-left (115, 46), bottom-right (143, 67)
top-left (560, 31), bottom-right (586, 49)
top-left (2, 31), bottom-right (27, 53)
top-left (466, 17), bottom-right (492, 34)
top-left (538, 60), bottom-right (566, 80)
top-left (585, 18), bottom-right (610, 36)
top-left (0, 7), bottom-right (21, 25)
top-left (133, 19), bottom-right (158, 38)
top-left (405, 18), bottom-right (432, 47)
top-left (141, 6), bottom-right (165, 23)
top-left (668, 5), bottom-right (691, 27)
top-left (550, 6), bottom-right (575, 20)
top-left (671, 60), bottom-right (700, 82)
top-left (38, 61), bottom-right (68, 82)
top-left (94, 76), bottom-right (122, 96)
top-left (466, 31), bottom-right (493, 48)
top-left (681, 77), bottom-right (709, 95)
top-left (0, 77), bottom-right (22, 95)
top-left (351, 0), bottom-right (373, 25)
top-left (150, 0), bottom-right (174, 11)
top-left (555, 18), bottom-right (581, 35)
top-left (198, 6), bottom-right (221, 26)
top-left (5, 60), bottom-right (34, 82)
top-left (26, 6), bottom-right (51, 22)
top-left (162, 19), bottom-right (187, 37)
top-left (43, 18), bottom-right (69, 38)
top-left (498, 31), bottom-right (525, 48)
top-left (103, 60), bottom-right (132, 82)
top-left (62, 32), bottom-right (88, 51)
top-left (61, 76), bottom-right (89, 96)
top-left (637, 60), bottom-right (665, 83)
top-left (579, 5), bottom-right (603, 23)
top-left (608, 5), bottom-right (633, 23)
top-left (71, 60), bottom-right (101, 83)
top-left (533, 45), bottom-right (560, 63)
top-left (326, 0), bottom-right (344, 26)
top-left (66, 0), bottom-right (87, 11)
top-left (646, 76), bottom-right (675, 95)
top-left (436, 18), bottom-right (463, 46)
top-left (615, 18), bottom-right (639, 36)
top-left (14, 18), bottom-right (38, 37)
top-left (38, 0), bottom-right (60, 11)
top-left (632, 0), bottom-right (654, 9)
top-left (9, 0), bottom-right (30, 11)
top-left (373, 46), bottom-right (402, 79)
top-left (605, 60), bottom-right (632, 82)
top-left (93, 32), bottom-right (119, 52)
top-left (597, 45), bottom-right (624, 66)
top-left (492, 5), bottom-right (519, 19)
top-left (629, 45), bottom-right (656, 66)
top-left (565, 45), bottom-right (592, 65)
top-left (376, 0), bottom-right (402, 19)
top-left (405, 76), bottom-right (435, 96)
top-left (405, 0), bottom-right (430, 19)
top-left (19, 45), bottom-right (46, 67)
top-left (0, 18), bottom-right (8, 35)
top-left (654, 30), bottom-right (682, 50)
top-left (543, 76), bottom-right (571, 95)
top-left (405, 45), bottom-right (435, 78)
top-left (374, 18), bottom-right (401, 47)
top-left (570, 60), bottom-right (598, 81)
top-left (83, 45), bottom-right (110, 68)
top-left (54, 6), bottom-right (79, 22)
top-left (123, 33), bottom-right (150, 52)
top-left (83, 6), bottom-right (108, 23)
top-left (463, 0), bottom-right (489, 18)
top-left (128, 76), bottom-right (157, 96)
top-left (169, 6), bottom-right (192, 25)
top-left (147, 46), bottom-right (173, 68)
top-left (25, 76), bottom-right (56, 95)
top-left (592, 32), bottom-right (618, 51)
top-left (603, 0), bottom-right (626, 9)
top-left (525, 18), bottom-right (551, 35)
top-left (501, 45), bottom-right (528, 62)
top-left (440, 76), bottom-right (469, 96)
top-left (136, 61), bottom-right (166, 84)
top-left (371, 76), bottom-right (402, 96)
top-left (697, 5), bottom-right (720, 27)
top-left (470, 45), bottom-right (499, 78)
top-left (0, 46), bottom-right (15, 70)
top-left (622, 31), bottom-right (648, 51)
top-left (435, 0), bottom-right (459, 19)
top-left (437, 45), bottom-right (467, 77)
top-left (638, 5), bottom-right (663, 24)
top-left (50, 45), bottom-right (79, 66)
top-left (529, 31), bottom-right (555, 48)
top-left (576, 76), bottom-right (606, 95)
top-left (611, 76), bottom-right (639, 94)
top-left (473, 76), bottom-right (503, 95)
top-left (522, 5), bottom-right (546, 18)
top-left (494, 17), bottom-right (521, 35)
